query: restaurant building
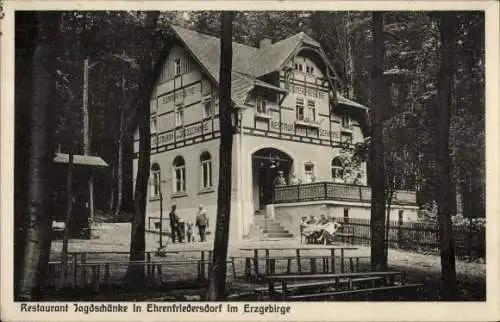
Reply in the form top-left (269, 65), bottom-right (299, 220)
top-left (133, 25), bottom-right (418, 241)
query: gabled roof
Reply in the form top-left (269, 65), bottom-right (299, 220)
top-left (167, 25), bottom-right (363, 108)
top-left (170, 25), bottom-right (259, 82)
top-left (169, 25), bottom-right (337, 105)
top-left (248, 32), bottom-right (321, 76)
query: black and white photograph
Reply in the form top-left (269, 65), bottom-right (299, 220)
top-left (2, 1), bottom-right (499, 321)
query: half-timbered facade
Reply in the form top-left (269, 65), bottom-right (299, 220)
top-left (133, 25), bottom-right (418, 240)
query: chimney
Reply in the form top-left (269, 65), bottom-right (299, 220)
top-left (259, 36), bottom-right (272, 49)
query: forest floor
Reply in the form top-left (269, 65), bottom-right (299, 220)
top-left (47, 223), bottom-right (486, 301)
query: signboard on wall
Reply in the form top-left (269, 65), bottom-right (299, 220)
top-left (160, 83), bottom-right (199, 106)
top-left (152, 119), bottom-right (218, 146)
top-left (269, 120), bottom-right (340, 139)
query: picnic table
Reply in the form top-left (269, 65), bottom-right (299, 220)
top-left (55, 249), bottom-right (215, 283)
top-left (238, 245), bottom-right (358, 279)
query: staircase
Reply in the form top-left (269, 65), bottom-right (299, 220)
top-left (253, 214), bottom-right (294, 239)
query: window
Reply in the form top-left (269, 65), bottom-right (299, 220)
top-left (294, 62), bottom-right (303, 72)
top-left (151, 163), bottom-right (161, 198)
top-left (202, 78), bottom-right (211, 96)
top-left (256, 98), bottom-right (267, 114)
top-left (151, 118), bottom-right (157, 134)
top-left (203, 99), bottom-right (214, 118)
top-left (296, 97), bottom-right (304, 120)
top-left (304, 162), bottom-right (315, 183)
top-left (200, 152), bottom-right (213, 189)
top-left (331, 157), bottom-right (343, 180)
top-left (175, 106), bottom-right (184, 127)
top-left (173, 156), bottom-right (186, 193)
top-left (343, 208), bottom-right (349, 223)
top-left (341, 111), bottom-right (351, 128)
top-left (341, 132), bottom-right (353, 146)
top-left (305, 65), bottom-right (314, 74)
top-left (398, 210), bottom-right (404, 224)
top-left (307, 100), bottom-right (316, 121)
top-left (284, 70), bottom-right (293, 89)
top-left (174, 58), bottom-right (181, 76)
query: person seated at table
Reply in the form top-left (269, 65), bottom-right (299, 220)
top-left (317, 214), bottom-right (328, 225)
top-left (300, 216), bottom-right (308, 229)
top-left (306, 215), bottom-right (317, 225)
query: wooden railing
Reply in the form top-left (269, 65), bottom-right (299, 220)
top-left (272, 182), bottom-right (416, 205)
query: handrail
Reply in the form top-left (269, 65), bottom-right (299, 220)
top-left (273, 181), bottom-right (416, 205)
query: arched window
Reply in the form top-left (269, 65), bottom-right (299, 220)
top-left (200, 152), bottom-right (213, 189)
top-left (173, 156), bottom-right (186, 193)
top-left (331, 157), bottom-right (343, 181)
top-left (151, 163), bottom-right (161, 198)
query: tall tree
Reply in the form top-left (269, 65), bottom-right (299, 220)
top-left (369, 11), bottom-right (387, 271)
top-left (18, 12), bottom-right (61, 300)
top-left (435, 12), bottom-right (458, 299)
top-left (207, 11), bottom-right (234, 300)
top-left (125, 11), bottom-right (160, 283)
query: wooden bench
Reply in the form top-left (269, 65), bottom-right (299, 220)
top-left (237, 254), bottom-right (369, 279)
top-left (254, 276), bottom-right (384, 300)
top-left (266, 271), bottom-right (408, 300)
top-left (289, 283), bottom-right (424, 301)
top-left (47, 257), bottom-right (239, 290)
top-left (333, 226), bottom-right (355, 244)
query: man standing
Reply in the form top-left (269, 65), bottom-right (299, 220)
top-left (195, 205), bottom-right (209, 242)
top-left (169, 205), bottom-right (182, 243)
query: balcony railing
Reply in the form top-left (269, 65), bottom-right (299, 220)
top-left (272, 182), bottom-right (417, 205)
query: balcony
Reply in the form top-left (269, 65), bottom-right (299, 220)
top-left (272, 182), bottom-right (417, 206)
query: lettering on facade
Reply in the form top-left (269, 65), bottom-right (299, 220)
top-left (270, 120), bottom-right (340, 139)
top-left (153, 122), bottom-right (209, 145)
top-left (290, 84), bottom-right (326, 100)
top-left (160, 83), bottom-right (199, 105)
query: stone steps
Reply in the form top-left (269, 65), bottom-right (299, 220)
top-left (253, 215), bottom-right (293, 239)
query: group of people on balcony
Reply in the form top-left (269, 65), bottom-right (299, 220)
top-left (273, 171), bottom-right (364, 188)
top-left (273, 171), bottom-right (316, 187)
top-left (300, 214), bottom-right (342, 244)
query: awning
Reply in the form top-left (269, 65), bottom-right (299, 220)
top-left (337, 93), bottom-right (369, 110)
top-left (254, 79), bottom-right (289, 93)
top-left (53, 153), bottom-right (109, 168)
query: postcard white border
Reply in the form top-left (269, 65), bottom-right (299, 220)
top-left (1, 1), bottom-right (499, 321)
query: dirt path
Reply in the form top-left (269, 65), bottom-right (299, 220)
top-left (50, 223), bottom-right (486, 300)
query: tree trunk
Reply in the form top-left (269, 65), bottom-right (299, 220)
top-left (345, 12), bottom-right (355, 99)
top-left (82, 58), bottom-right (95, 233)
top-left (369, 11), bottom-right (387, 271)
top-left (435, 12), bottom-right (457, 300)
top-left (383, 189), bottom-right (394, 268)
top-left (14, 11), bottom-right (38, 299)
top-left (109, 165), bottom-right (115, 212)
top-left (114, 76), bottom-right (126, 217)
top-left (206, 11), bottom-right (234, 301)
top-left (61, 153), bottom-right (74, 283)
top-left (125, 11), bottom-right (159, 283)
top-left (18, 12), bottom-right (61, 300)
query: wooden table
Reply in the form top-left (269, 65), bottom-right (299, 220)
top-left (64, 249), bottom-right (214, 280)
top-left (239, 245), bottom-right (358, 278)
